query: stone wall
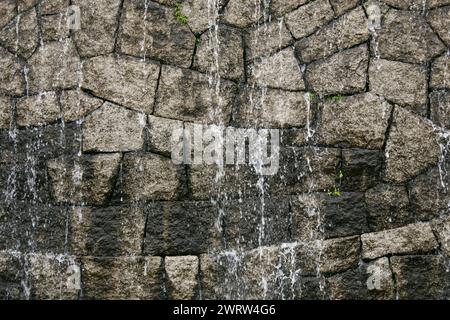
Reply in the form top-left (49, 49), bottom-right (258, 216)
top-left (0, 0), bottom-right (449, 300)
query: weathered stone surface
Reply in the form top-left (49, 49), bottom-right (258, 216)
top-left (285, 0), bottom-right (334, 39)
top-left (248, 47), bottom-right (305, 91)
top-left (235, 87), bottom-right (309, 128)
top-left (222, 0), bottom-right (264, 28)
top-left (391, 255), bottom-right (449, 299)
top-left (144, 201), bottom-right (220, 255)
top-left (429, 0), bottom-right (450, 8)
top-left (245, 20), bottom-right (294, 61)
top-left (365, 184), bottom-right (412, 232)
top-left (147, 115), bottom-right (183, 155)
top-left (222, 197), bottom-right (290, 250)
top-left (0, 96), bottom-right (10, 129)
top-left (430, 90), bottom-right (450, 129)
top-left (295, 7), bottom-right (369, 63)
top-left (165, 256), bottom-right (199, 299)
top-left (69, 206), bottom-right (146, 256)
top-left (320, 236), bottom-right (360, 274)
top-left (41, 13), bottom-right (70, 42)
top-left (427, 6), bottom-right (450, 46)
top-left (121, 153), bottom-right (182, 201)
top-left (409, 168), bottom-right (448, 221)
top-left (316, 93), bottom-right (391, 149)
top-left (0, 47), bottom-right (24, 96)
top-left (83, 102), bottom-right (146, 152)
top-left (194, 27), bottom-right (244, 81)
top-left (29, 40), bottom-right (80, 93)
top-left (431, 216), bottom-right (450, 256)
top-left (361, 222), bottom-right (438, 260)
top-left (330, 0), bottom-right (359, 16)
top-left (0, 8), bottom-right (38, 58)
top-left (341, 149), bottom-right (382, 191)
top-left (377, 9), bottom-right (445, 63)
top-left (364, 257), bottom-right (395, 299)
top-left (0, 0), bottom-right (16, 30)
top-left (82, 256), bottom-right (163, 299)
top-left (306, 44), bottom-right (368, 95)
top-left (290, 194), bottom-right (323, 242)
top-left (154, 65), bottom-right (236, 123)
top-left (384, 107), bottom-right (440, 182)
top-left (17, 0), bottom-right (39, 12)
top-left (380, 0), bottom-right (427, 10)
top-left (72, 0), bottom-right (121, 57)
top-left (431, 54), bottom-right (449, 90)
top-left (0, 250), bottom-right (24, 299)
top-left (60, 90), bottom-right (103, 122)
top-left (47, 153), bottom-right (121, 205)
top-left (370, 59), bottom-right (428, 112)
top-left (16, 92), bottom-right (60, 127)
top-left (40, 0), bottom-right (69, 14)
top-left (179, 0), bottom-right (223, 34)
top-left (270, 0), bottom-right (309, 17)
top-left (118, 0), bottom-right (195, 68)
top-left (82, 55), bottom-right (160, 113)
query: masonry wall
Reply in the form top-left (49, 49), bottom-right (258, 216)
top-left (0, 0), bottom-right (450, 300)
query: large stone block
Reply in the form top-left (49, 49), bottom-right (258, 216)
top-left (316, 93), bottom-right (392, 149)
top-left (222, 0), bottom-right (264, 28)
top-left (320, 235), bottom-right (361, 274)
top-left (154, 65), bottom-right (236, 123)
top-left (0, 47), bottom-right (24, 96)
top-left (430, 90), bottom-right (450, 130)
top-left (270, 0), bottom-right (309, 17)
top-left (431, 54), bottom-right (449, 90)
top-left (165, 256), bottom-right (199, 299)
top-left (361, 222), bottom-right (438, 260)
top-left (60, 90), bottom-right (103, 122)
top-left (295, 7), bottom-right (369, 63)
top-left (0, 0), bottom-right (16, 30)
top-left (73, 0), bottom-right (122, 57)
top-left (341, 149), bottom-right (382, 191)
top-left (82, 55), bottom-right (160, 113)
top-left (384, 107), bottom-right (440, 182)
top-left (83, 102), bottom-right (146, 152)
top-left (118, 0), bottom-right (195, 68)
top-left (179, 0), bottom-right (227, 34)
top-left (329, 0), bottom-right (359, 16)
top-left (82, 256), bottom-right (163, 299)
top-left (0, 250), bottom-right (24, 299)
top-left (248, 47), bottom-right (305, 91)
top-left (0, 95), bottom-right (11, 129)
top-left (146, 115), bottom-right (183, 155)
top-left (41, 13), bottom-right (70, 42)
top-left (16, 92), bottom-right (60, 127)
top-left (427, 6), bottom-right (450, 46)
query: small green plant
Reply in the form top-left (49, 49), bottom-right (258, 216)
top-left (338, 170), bottom-right (344, 179)
top-left (174, 3), bottom-right (188, 25)
top-left (326, 94), bottom-right (343, 103)
top-left (328, 187), bottom-right (342, 197)
top-left (308, 92), bottom-right (318, 103)
top-left (328, 170), bottom-right (344, 197)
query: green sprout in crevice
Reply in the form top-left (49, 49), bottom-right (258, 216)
top-left (307, 92), bottom-right (318, 103)
top-left (328, 187), bottom-right (342, 197)
top-left (328, 170), bottom-right (344, 197)
top-left (326, 94), bottom-right (343, 103)
top-left (174, 3), bottom-right (188, 25)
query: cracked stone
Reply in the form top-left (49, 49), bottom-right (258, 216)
top-left (194, 26), bottom-right (244, 81)
top-left (329, 0), bottom-right (360, 16)
top-left (295, 7), bottom-right (369, 63)
top-left (60, 90), bottom-right (103, 122)
top-left (431, 54), bottom-right (449, 90)
top-left (431, 216), bottom-right (450, 257)
top-left (118, 0), bottom-right (195, 68)
top-left (82, 55), bottom-right (160, 113)
top-left (377, 9), bottom-right (445, 64)
top-left (83, 102), bottom-right (146, 152)
top-left (248, 47), bottom-right (305, 91)
top-left (41, 13), bottom-right (70, 42)
top-left (427, 6), bottom-right (450, 46)
top-left (361, 222), bottom-right (438, 260)
top-left (47, 153), bottom-right (121, 205)
top-left (369, 59), bottom-right (427, 112)
top-left (285, 0), bottom-right (334, 39)
top-left (147, 115), bottom-right (183, 155)
top-left (16, 92), bottom-right (60, 127)
top-left (430, 90), bottom-right (450, 129)
top-left (316, 93), bottom-right (392, 149)
top-left (270, 0), bottom-right (309, 17)
top-left (165, 256), bottom-right (199, 299)
top-left (154, 65), bottom-right (236, 123)
top-left (306, 44), bottom-right (368, 95)
top-left (384, 107), bottom-right (440, 182)
top-left (180, 0), bottom-right (227, 34)
top-left (222, 0), bottom-right (264, 28)
top-left (0, 47), bottom-right (24, 96)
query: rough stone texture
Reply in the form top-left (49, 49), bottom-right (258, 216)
top-left (82, 55), bottom-right (160, 114)
top-left (285, 0), bottom-right (334, 39)
top-left (0, 47), bottom-right (24, 96)
top-left (384, 107), bottom-right (440, 182)
top-left (165, 256), bottom-right (198, 299)
top-left (248, 47), bottom-right (305, 90)
top-left (320, 236), bottom-right (360, 274)
top-left (377, 9), bottom-right (445, 64)
top-left (60, 90), bottom-right (103, 122)
top-left (40, 0), bottom-right (69, 15)
top-left (391, 255), bottom-right (449, 299)
top-left (431, 216), bottom-right (450, 257)
top-left (83, 102), bottom-right (146, 152)
top-left (295, 7), bottom-right (369, 63)
top-left (16, 92), bottom-right (60, 127)
top-left (316, 93), bottom-right (392, 149)
top-left (431, 54), bottom-right (449, 90)
top-left (341, 149), bottom-right (382, 191)
top-left (222, 0), bottom-right (264, 28)
top-left (47, 153), bottom-right (121, 205)
top-left (28, 40), bottom-right (80, 93)
top-left (270, 0), bottom-right (309, 17)
top-left (330, 0), bottom-right (359, 16)
top-left (72, 0), bottom-right (121, 57)
top-left (41, 14), bottom-right (70, 42)
top-left (0, 96), bottom-right (11, 129)
top-left (0, 8), bottom-right (39, 58)
top-left (194, 27), bottom-right (244, 81)
top-left (245, 20), bottom-right (294, 61)
top-left (154, 65), bottom-right (236, 123)
top-left (180, 0), bottom-right (225, 34)
top-left (427, 6), bottom-right (450, 46)
top-left (306, 44), bottom-right (368, 95)
top-left (430, 90), bottom-right (450, 129)
top-left (147, 115), bottom-right (183, 155)
top-left (235, 87), bottom-right (309, 128)
top-left (118, 0), bottom-right (195, 68)
top-left (361, 222), bottom-right (438, 260)
top-left (82, 256), bottom-right (162, 299)
top-left (121, 153), bottom-right (182, 202)
top-left (369, 59), bottom-right (428, 112)
top-left (0, 0), bottom-right (16, 30)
